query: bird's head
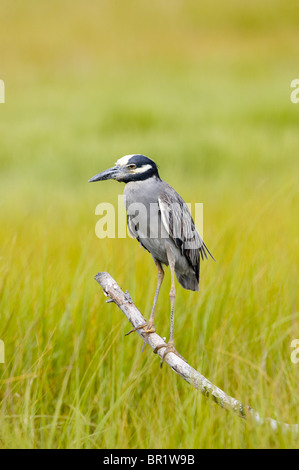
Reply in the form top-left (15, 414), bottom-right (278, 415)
top-left (88, 154), bottom-right (160, 184)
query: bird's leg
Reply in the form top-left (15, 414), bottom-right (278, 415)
top-left (153, 251), bottom-right (186, 367)
top-left (125, 260), bottom-right (164, 352)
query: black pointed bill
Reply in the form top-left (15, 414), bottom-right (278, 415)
top-left (88, 166), bottom-right (119, 182)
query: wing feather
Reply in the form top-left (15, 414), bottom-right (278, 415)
top-left (158, 185), bottom-right (213, 281)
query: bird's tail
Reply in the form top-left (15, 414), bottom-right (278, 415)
top-left (175, 271), bottom-right (199, 292)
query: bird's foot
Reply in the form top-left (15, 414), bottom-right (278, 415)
top-left (153, 340), bottom-right (186, 368)
top-left (125, 321), bottom-right (156, 352)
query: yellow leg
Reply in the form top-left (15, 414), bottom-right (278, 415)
top-left (153, 248), bottom-right (186, 367)
top-left (126, 259), bottom-right (164, 352)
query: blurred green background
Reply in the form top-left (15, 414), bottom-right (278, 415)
top-left (0, 0), bottom-right (299, 449)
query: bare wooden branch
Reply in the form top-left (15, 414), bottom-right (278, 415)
top-left (95, 271), bottom-right (298, 433)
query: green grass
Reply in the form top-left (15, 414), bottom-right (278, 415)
top-left (0, 0), bottom-right (299, 448)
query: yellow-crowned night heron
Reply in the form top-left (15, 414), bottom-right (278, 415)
top-left (89, 154), bottom-right (214, 364)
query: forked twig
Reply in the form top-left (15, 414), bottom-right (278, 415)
top-left (95, 271), bottom-right (298, 433)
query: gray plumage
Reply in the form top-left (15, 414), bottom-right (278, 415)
top-left (124, 176), bottom-right (210, 291)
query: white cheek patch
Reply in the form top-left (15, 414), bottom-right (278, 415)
top-left (132, 164), bottom-right (152, 174)
top-left (116, 155), bottom-right (136, 166)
